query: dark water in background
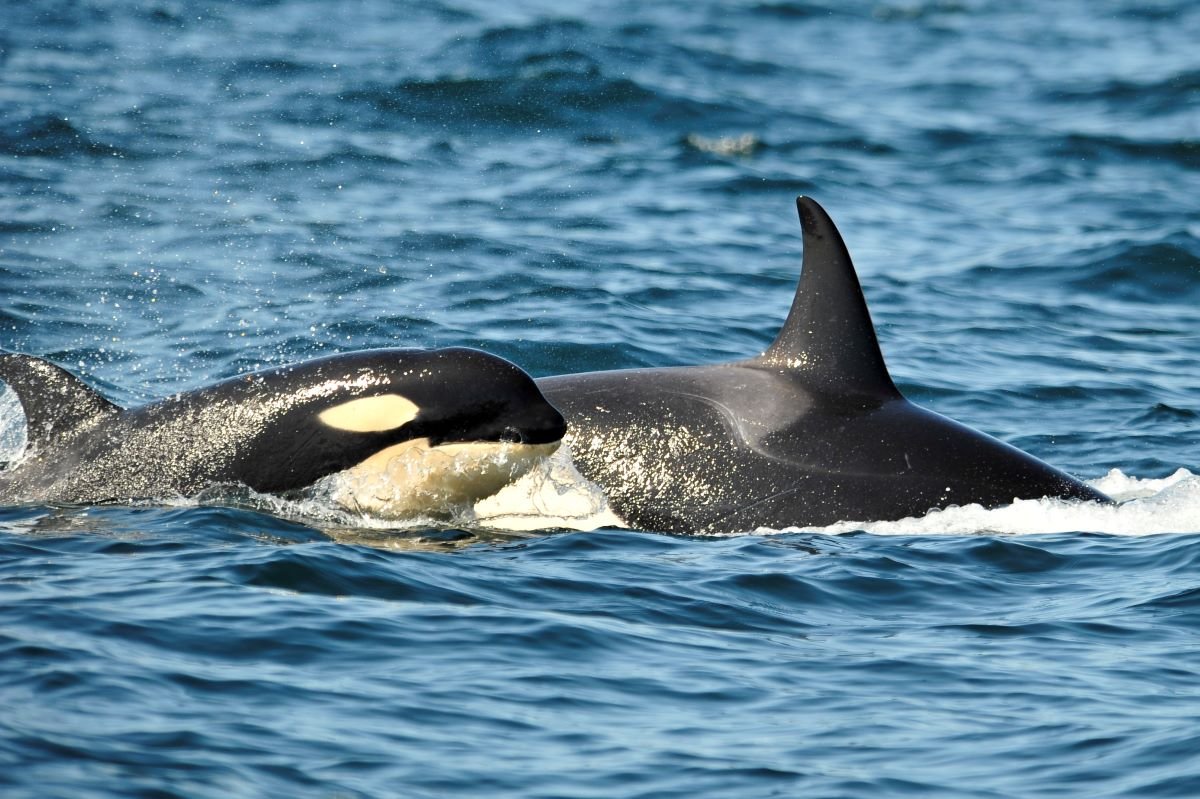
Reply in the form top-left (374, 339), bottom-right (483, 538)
top-left (2, 0), bottom-right (1199, 796)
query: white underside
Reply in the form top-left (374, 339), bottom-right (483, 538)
top-left (325, 437), bottom-right (562, 520)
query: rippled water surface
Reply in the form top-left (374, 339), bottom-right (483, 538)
top-left (2, 0), bottom-right (1198, 796)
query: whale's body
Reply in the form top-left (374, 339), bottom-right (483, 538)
top-left (0, 347), bottom-right (566, 517)
top-left (538, 198), bottom-right (1108, 533)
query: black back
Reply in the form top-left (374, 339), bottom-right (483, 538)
top-left (537, 197), bottom-right (1108, 533)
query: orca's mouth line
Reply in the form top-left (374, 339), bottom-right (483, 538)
top-left (431, 427), bottom-right (566, 448)
top-left (502, 425), bottom-right (568, 446)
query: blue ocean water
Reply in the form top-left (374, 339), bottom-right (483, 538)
top-left (1, 0), bottom-right (1198, 796)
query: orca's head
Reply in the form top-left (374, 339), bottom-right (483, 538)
top-left (406, 347), bottom-right (567, 449)
top-left (295, 347), bottom-right (568, 519)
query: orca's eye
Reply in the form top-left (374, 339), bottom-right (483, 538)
top-left (499, 427), bottom-right (525, 444)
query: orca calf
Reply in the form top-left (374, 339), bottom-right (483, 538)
top-left (0, 348), bottom-right (566, 518)
top-left (537, 197), bottom-right (1110, 533)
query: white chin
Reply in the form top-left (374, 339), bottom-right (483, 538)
top-left (327, 437), bottom-right (562, 520)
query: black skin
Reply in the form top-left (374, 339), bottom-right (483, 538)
top-left (536, 197), bottom-right (1110, 534)
top-left (1, 199), bottom-right (1108, 530)
top-left (0, 347), bottom-right (566, 504)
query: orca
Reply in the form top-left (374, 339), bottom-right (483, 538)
top-left (536, 197), bottom-right (1110, 533)
top-left (0, 347), bottom-right (566, 518)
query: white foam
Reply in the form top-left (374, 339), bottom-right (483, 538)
top-left (0, 386), bottom-right (27, 462)
top-left (759, 469), bottom-right (1200, 537)
top-left (472, 445), bottom-right (625, 531)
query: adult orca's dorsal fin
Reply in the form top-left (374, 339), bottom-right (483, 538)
top-left (757, 197), bottom-right (901, 400)
top-left (0, 352), bottom-right (121, 449)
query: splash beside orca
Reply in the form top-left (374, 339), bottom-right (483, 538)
top-left (0, 348), bottom-right (566, 518)
top-left (536, 197), bottom-right (1109, 533)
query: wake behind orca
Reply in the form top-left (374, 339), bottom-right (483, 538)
top-left (0, 347), bottom-right (566, 518)
top-left (537, 198), bottom-right (1109, 533)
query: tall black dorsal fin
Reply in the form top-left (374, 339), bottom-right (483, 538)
top-left (758, 197), bottom-right (900, 399)
top-left (0, 352), bottom-right (121, 448)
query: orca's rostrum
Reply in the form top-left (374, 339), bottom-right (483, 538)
top-left (537, 197), bottom-right (1109, 533)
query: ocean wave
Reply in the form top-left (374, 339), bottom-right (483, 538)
top-left (751, 1), bottom-right (848, 20)
top-left (341, 68), bottom-right (727, 132)
top-left (231, 145), bottom-right (413, 175)
top-left (1052, 133), bottom-right (1200, 169)
top-left (0, 115), bottom-right (127, 159)
top-left (872, 0), bottom-right (973, 22)
top-left (1049, 68), bottom-right (1200, 114)
top-left (771, 469), bottom-right (1200, 537)
top-left (950, 230), bottom-right (1200, 308)
top-left (314, 16), bottom-right (751, 133)
top-left (1064, 234), bottom-right (1200, 302)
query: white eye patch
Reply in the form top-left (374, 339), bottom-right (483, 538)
top-left (318, 393), bottom-right (420, 433)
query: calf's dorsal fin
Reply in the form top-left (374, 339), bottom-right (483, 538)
top-left (758, 197), bottom-right (900, 400)
top-left (0, 352), bottom-right (120, 448)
